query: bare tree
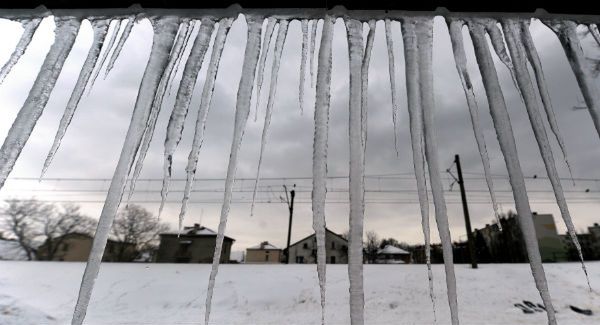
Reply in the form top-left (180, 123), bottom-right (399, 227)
top-left (1, 199), bottom-right (96, 260)
top-left (364, 231), bottom-right (380, 264)
top-left (0, 199), bottom-right (48, 260)
top-left (111, 204), bottom-right (169, 262)
top-left (38, 204), bottom-right (96, 260)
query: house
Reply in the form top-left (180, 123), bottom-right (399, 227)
top-left (286, 228), bottom-right (348, 264)
top-left (36, 233), bottom-right (137, 262)
top-left (376, 245), bottom-right (411, 264)
top-left (155, 224), bottom-right (235, 263)
top-left (245, 241), bottom-right (282, 263)
top-left (563, 222), bottom-right (600, 260)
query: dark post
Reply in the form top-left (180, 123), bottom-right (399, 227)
top-left (455, 154), bottom-right (478, 269)
top-left (284, 185), bottom-right (296, 264)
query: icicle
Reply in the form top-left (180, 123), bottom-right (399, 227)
top-left (309, 19), bottom-right (318, 88)
top-left (155, 19), bottom-right (198, 217)
top-left (0, 17), bottom-right (81, 191)
top-left (71, 17), bottom-right (179, 325)
top-left (40, 19), bottom-right (111, 179)
top-left (0, 18), bottom-right (42, 85)
top-left (519, 20), bottom-right (573, 181)
top-left (384, 19), bottom-right (400, 156)
top-left (87, 19), bottom-right (123, 93)
top-left (179, 17), bottom-right (234, 232)
top-left (483, 20), bottom-right (522, 98)
top-left (250, 20), bottom-right (289, 216)
top-left (104, 15), bottom-right (136, 78)
top-left (543, 20), bottom-right (600, 141)
top-left (167, 19), bottom-right (195, 96)
top-left (161, 18), bottom-right (215, 231)
top-left (502, 18), bottom-right (590, 289)
top-left (204, 15), bottom-right (264, 325)
top-left (254, 17), bottom-right (277, 121)
top-left (466, 18), bottom-right (557, 325)
top-left (414, 17), bottom-right (459, 325)
top-left (312, 15), bottom-right (334, 325)
top-left (361, 20), bottom-right (376, 152)
top-left (299, 19), bottom-right (309, 115)
top-left (401, 18), bottom-right (436, 320)
top-left (589, 24), bottom-right (600, 47)
top-left (446, 19), bottom-right (501, 227)
top-left (346, 18), bottom-right (365, 325)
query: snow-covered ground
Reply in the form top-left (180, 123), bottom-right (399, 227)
top-left (0, 261), bottom-right (598, 324)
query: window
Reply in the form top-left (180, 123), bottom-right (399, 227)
top-left (331, 241), bottom-right (335, 249)
top-left (303, 243), bottom-right (308, 249)
top-left (296, 256), bottom-right (304, 263)
top-left (62, 243), bottom-right (69, 252)
top-left (330, 256), bottom-right (336, 264)
top-left (265, 254), bottom-right (269, 261)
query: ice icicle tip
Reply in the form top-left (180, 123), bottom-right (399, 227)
top-left (0, 18), bottom-right (42, 85)
top-left (104, 15), bottom-right (137, 79)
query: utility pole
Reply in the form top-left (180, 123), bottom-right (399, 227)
top-left (282, 184), bottom-right (296, 264)
top-left (455, 154), bottom-right (478, 269)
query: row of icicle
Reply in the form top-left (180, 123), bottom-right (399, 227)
top-left (0, 12), bottom-right (598, 325)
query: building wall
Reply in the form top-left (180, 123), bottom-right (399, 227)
top-left (533, 214), bottom-right (567, 262)
top-left (156, 235), bottom-right (232, 263)
top-left (287, 231), bottom-right (348, 264)
top-left (245, 249), bottom-right (282, 263)
top-left (37, 234), bottom-right (136, 262)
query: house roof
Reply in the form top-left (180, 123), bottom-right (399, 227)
top-left (247, 241), bottom-right (280, 250)
top-left (160, 225), bottom-right (235, 241)
top-left (377, 245), bottom-right (410, 255)
top-left (287, 228), bottom-right (347, 250)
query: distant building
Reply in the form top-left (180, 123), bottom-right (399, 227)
top-left (286, 228), bottom-right (348, 264)
top-left (475, 212), bottom-right (567, 263)
top-left (37, 233), bottom-right (137, 262)
top-left (155, 224), bottom-right (235, 263)
top-left (245, 241), bottom-right (282, 263)
top-left (563, 222), bottom-right (600, 261)
top-left (376, 245), bottom-right (411, 264)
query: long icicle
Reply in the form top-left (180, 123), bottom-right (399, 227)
top-left (253, 17), bottom-right (277, 121)
top-left (250, 20), bottom-right (289, 216)
top-left (204, 15), bottom-right (263, 325)
top-left (345, 18), bottom-right (365, 325)
top-left (502, 18), bottom-right (590, 289)
top-left (467, 18), bottom-right (557, 325)
top-left (87, 19), bottom-right (123, 93)
top-left (543, 20), bottom-right (600, 140)
top-left (402, 18), bottom-right (436, 320)
top-left (519, 20), bottom-right (573, 181)
top-left (361, 20), bottom-right (376, 152)
top-left (385, 19), bottom-right (401, 156)
top-left (104, 15), bottom-right (136, 78)
top-left (312, 15), bottom-right (334, 325)
top-left (162, 18), bottom-right (216, 232)
top-left (309, 19), bottom-right (318, 88)
top-left (40, 18), bottom-right (111, 179)
top-left (167, 19), bottom-right (195, 96)
top-left (71, 17), bottom-right (179, 325)
top-left (446, 19), bottom-right (501, 227)
top-left (128, 18), bottom-right (194, 207)
top-left (483, 20), bottom-right (522, 98)
top-left (415, 17), bottom-right (459, 325)
top-left (0, 17), bottom-right (81, 191)
top-left (179, 18), bottom-right (234, 230)
top-left (299, 19), bottom-right (309, 115)
top-left (155, 19), bottom-right (198, 216)
top-left (0, 18), bottom-right (42, 85)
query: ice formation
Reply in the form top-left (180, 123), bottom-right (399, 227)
top-left (0, 7), bottom-right (597, 325)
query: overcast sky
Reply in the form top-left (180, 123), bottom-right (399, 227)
top-left (0, 15), bottom-right (599, 252)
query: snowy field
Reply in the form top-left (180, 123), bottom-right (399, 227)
top-left (0, 261), bottom-right (599, 324)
